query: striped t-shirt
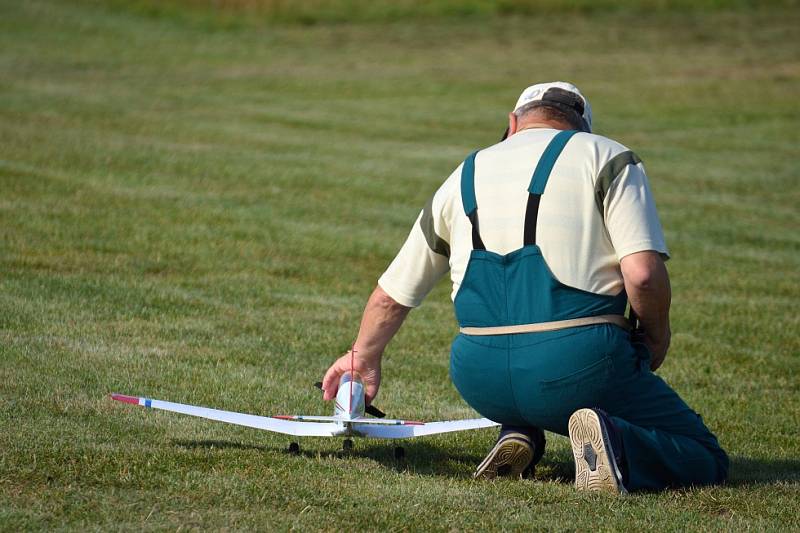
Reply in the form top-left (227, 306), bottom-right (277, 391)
top-left (379, 128), bottom-right (669, 308)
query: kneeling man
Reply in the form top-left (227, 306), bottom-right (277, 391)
top-left (321, 82), bottom-right (728, 493)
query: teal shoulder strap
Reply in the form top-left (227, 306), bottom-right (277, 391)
top-left (528, 129), bottom-right (579, 194)
top-left (459, 150), bottom-right (485, 250)
top-left (524, 130), bottom-right (578, 245)
top-left (460, 151), bottom-right (479, 216)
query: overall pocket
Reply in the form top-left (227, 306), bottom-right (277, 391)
top-left (539, 355), bottom-right (614, 391)
top-left (510, 350), bottom-right (616, 434)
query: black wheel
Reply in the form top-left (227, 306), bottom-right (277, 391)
top-left (342, 439), bottom-right (354, 452)
top-left (288, 442), bottom-right (300, 454)
top-left (394, 446), bottom-right (405, 460)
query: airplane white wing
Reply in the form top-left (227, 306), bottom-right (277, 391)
top-left (111, 394), bottom-right (338, 437)
top-left (277, 416), bottom-right (426, 426)
top-left (354, 418), bottom-right (499, 438)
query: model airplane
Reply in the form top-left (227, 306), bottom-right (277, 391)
top-left (111, 370), bottom-right (498, 456)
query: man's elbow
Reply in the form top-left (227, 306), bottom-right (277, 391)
top-left (625, 265), bottom-right (657, 291)
top-left (372, 285), bottom-right (412, 312)
top-left (621, 251), bottom-right (669, 292)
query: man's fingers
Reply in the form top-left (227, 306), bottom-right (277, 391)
top-left (321, 363), bottom-right (343, 401)
top-left (321, 352), bottom-right (381, 403)
top-left (364, 388), bottom-right (377, 406)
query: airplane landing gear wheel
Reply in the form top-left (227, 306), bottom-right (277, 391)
top-left (288, 442), bottom-right (300, 454)
top-left (394, 446), bottom-right (405, 460)
top-left (342, 439), bottom-right (354, 452)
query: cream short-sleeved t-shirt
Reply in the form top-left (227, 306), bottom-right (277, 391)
top-left (378, 128), bottom-right (669, 308)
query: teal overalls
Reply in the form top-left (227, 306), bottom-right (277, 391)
top-left (449, 130), bottom-right (728, 491)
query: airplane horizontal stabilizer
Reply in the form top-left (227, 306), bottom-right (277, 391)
top-left (273, 415), bottom-right (342, 422)
top-left (355, 418), bottom-right (499, 438)
top-left (348, 418), bottom-right (424, 426)
top-left (274, 415), bottom-right (421, 425)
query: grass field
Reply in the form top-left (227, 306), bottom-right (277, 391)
top-left (1, 0), bottom-right (799, 530)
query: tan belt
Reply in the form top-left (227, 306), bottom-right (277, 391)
top-left (459, 314), bottom-right (631, 336)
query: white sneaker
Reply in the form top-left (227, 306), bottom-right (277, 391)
top-left (473, 432), bottom-right (534, 480)
top-left (568, 408), bottom-right (627, 494)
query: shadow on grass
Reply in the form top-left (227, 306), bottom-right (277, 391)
top-left (530, 453), bottom-right (800, 487)
top-left (172, 441), bottom-right (800, 487)
top-left (534, 449), bottom-right (575, 484)
top-left (173, 439), bottom-right (271, 452)
top-left (517, 453), bottom-right (800, 487)
top-left (726, 456), bottom-right (800, 486)
top-left (172, 438), bottom-right (486, 478)
top-left (172, 437), bottom-right (581, 481)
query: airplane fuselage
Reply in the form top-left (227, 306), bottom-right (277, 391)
top-left (334, 372), bottom-right (366, 421)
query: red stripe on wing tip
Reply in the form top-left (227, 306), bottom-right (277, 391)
top-left (110, 393), bottom-right (140, 405)
top-left (273, 415), bottom-right (294, 420)
top-left (403, 421), bottom-right (425, 426)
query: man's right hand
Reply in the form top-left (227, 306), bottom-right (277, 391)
top-left (643, 328), bottom-right (671, 371)
top-left (321, 349), bottom-right (382, 405)
top-left (621, 251), bottom-right (672, 372)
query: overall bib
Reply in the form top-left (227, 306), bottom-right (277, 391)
top-left (449, 131), bottom-right (728, 490)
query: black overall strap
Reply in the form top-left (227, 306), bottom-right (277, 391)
top-left (523, 130), bottom-right (579, 245)
top-left (460, 150), bottom-right (486, 250)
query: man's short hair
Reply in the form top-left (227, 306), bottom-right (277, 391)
top-left (514, 101), bottom-right (585, 131)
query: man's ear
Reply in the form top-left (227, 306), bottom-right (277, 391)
top-left (507, 112), bottom-right (518, 137)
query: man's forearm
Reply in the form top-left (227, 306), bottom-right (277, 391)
top-left (352, 285), bottom-right (412, 363)
top-left (621, 251), bottom-right (671, 368)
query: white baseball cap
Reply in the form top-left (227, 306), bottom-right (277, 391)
top-left (513, 81), bottom-right (592, 133)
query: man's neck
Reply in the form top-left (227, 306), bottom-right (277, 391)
top-left (516, 119), bottom-right (572, 133)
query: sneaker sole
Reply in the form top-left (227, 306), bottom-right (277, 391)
top-left (568, 409), bottom-right (625, 494)
top-left (473, 434), bottom-right (534, 480)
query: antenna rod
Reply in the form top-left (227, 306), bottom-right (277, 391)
top-left (349, 345), bottom-right (355, 414)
